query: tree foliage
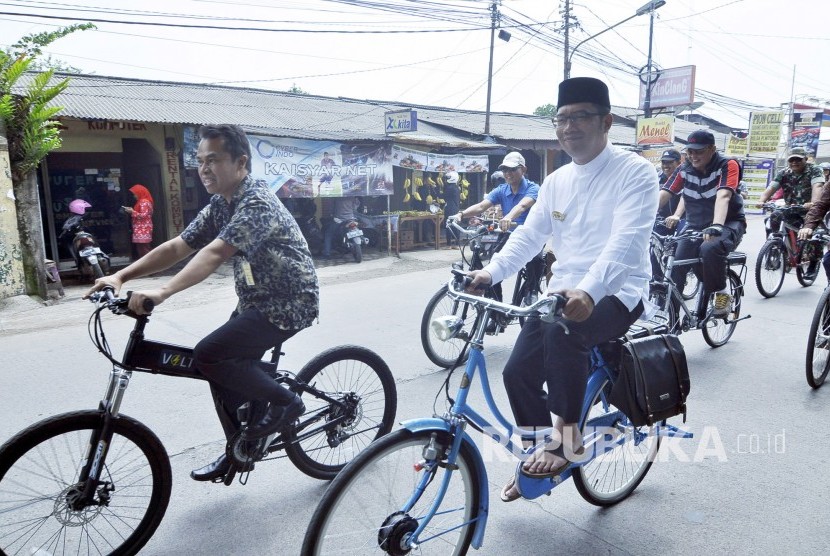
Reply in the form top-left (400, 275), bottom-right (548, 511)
top-left (1, 23), bottom-right (94, 179)
top-left (533, 104), bottom-right (557, 117)
top-left (1, 23), bottom-right (94, 298)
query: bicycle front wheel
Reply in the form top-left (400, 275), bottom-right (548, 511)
top-left (285, 346), bottom-right (397, 480)
top-left (681, 268), bottom-right (700, 300)
top-left (806, 286), bottom-right (830, 388)
top-left (755, 240), bottom-right (786, 298)
top-left (302, 428), bottom-right (481, 555)
top-left (0, 411), bottom-right (171, 556)
top-left (796, 240), bottom-right (819, 287)
top-left (420, 284), bottom-right (477, 368)
top-left (702, 269), bottom-right (741, 348)
top-left (572, 377), bottom-right (660, 506)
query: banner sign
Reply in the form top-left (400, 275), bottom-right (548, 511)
top-left (742, 158), bottom-right (774, 206)
top-left (391, 144), bottom-right (489, 174)
top-left (248, 135), bottom-right (393, 198)
top-left (790, 108), bottom-right (823, 156)
top-left (818, 113), bottom-right (830, 159)
top-left (725, 134), bottom-right (748, 158)
top-left (747, 111), bottom-right (784, 158)
top-left (638, 65), bottom-right (695, 110)
top-left (636, 115), bottom-right (674, 146)
top-left (385, 110), bottom-right (417, 133)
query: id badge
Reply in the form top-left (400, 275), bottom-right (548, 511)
top-left (242, 260), bottom-right (256, 286)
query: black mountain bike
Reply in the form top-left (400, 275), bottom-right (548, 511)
top-left (0, 289), bottom-right (397, 556)
top-left (420, 218), bottom-right (546, 368)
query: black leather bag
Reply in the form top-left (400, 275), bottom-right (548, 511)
top-left (608, 334), bottom-right (690, 427)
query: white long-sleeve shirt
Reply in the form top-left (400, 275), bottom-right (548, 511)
top-left (484, 143), bottom-right (658, 311)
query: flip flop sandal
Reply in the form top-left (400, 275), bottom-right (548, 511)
top-left (520, 443), bottom-right (584, 479)
top-left (499, 474), bottom-right (522, 503)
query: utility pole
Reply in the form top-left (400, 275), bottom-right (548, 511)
top-left (563, 0), bottom-right (570, 81)
top-left (642, 6), bottom-right (657, 117)
top-left (484, 0), bottom-right (497, 136)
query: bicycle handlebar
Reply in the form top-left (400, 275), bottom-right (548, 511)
top-left (89, 287), bottom-right (154, 315)
top-left (445, 270), bottom-right (565, 321)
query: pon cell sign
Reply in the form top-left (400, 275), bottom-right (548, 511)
top-left (385, 110), bottom-right (417, 134)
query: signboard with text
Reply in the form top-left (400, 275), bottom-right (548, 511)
top-left (747, 111), bottom-right (784, 158)
top-left (638, 65), bottom-right (695, 110)
top-left (385, 110), bottom-right (418, 134)
top-left (247, 135), bottom-right (394, 198)
top-left (790, 108), bottom-right (823, 156)
top-left (636, 115), bottom-right (675, 146)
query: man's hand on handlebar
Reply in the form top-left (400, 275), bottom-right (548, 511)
top-left (799, 227), bottom-right (814, 240)
top-left (84, 274), bottom-right (124, 299)
top-left (128, 289), bottom-right (164, 315)
top-left (465, 270), bottom-right (492, 293)
top-left (664, 215), bottom-right (681, 229)
top-left (702, 224), bottom-right (724, 242)
top-left (558, 288), bottom-right (593, 322)
top-left (498, 217), bottom-right (513, 232)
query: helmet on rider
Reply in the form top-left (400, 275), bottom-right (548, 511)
top-left (444, 171), bottom-right (459, 184)
top-left (820, 162), bottom-right (830, 171)
top-left (69, 199), bottom-right (92, 215)
top-left (491, 170), bottom-right (505, 186)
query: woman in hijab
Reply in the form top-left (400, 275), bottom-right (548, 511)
top-left (124, 184), bottom-right (154, 259)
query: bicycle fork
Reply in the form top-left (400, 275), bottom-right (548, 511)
top-left (72, 367), bottom-right (133, 510)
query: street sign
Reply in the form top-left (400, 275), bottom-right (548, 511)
top-left (385, 110), bottom-right (417, 134)
top-left (638, 65), bottom-right (696, 110)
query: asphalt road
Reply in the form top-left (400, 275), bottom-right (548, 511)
top-left (2, 214), bottom-right (829, 555)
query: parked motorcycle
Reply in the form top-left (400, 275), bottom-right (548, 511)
top-left (59, 199), bottom-right (111, 280)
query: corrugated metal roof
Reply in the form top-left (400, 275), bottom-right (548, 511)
top-left (16, 72), bottom-right (726, 149)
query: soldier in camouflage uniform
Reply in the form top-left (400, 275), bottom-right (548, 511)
top-left (759, 146), bottom-right (825, 234)
top-left (87, 124), bottom-right (319, 482)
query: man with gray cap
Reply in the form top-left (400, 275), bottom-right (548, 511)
top-left (467, 77), bottom-right (657, 500)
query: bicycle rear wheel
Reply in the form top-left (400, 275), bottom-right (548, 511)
top-left (302, 428), bottom-right (480, 555)
top-left (755, 240), bottom-right (786, 298)
top-left (572, 376), bottom-right (660, 506)
top-left (0, 411), bottom-right (171, 556)
top-left (806, 286), bottom-right (830, 388)
top-left (420, 284), bottom-right (477, 368)
top-left (285, 346), bottom-right (397, 480)
top-left (702, 269), bottom-right (741, 348)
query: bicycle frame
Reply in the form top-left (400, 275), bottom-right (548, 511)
top-left (652, 228), bottom-right (748, 332)
top-left (403, 280), bottom-right (691, 549)
top-left (90, 306), bottom-right (364, 477)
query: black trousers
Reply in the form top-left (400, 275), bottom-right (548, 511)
top-left (671, 221), bottom-right (745, 294)
top-left (193, 308), bottom-right (298, 442)
top-left (502, 296), bottom-right (643, 431)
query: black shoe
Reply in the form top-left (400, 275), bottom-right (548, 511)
top-left (189, 454), bottom-right (251, 481)
top-left (242, 395), bottom-right (305, 439)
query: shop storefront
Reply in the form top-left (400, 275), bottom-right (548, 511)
top-left (41, 119), bottom-right (184, 271)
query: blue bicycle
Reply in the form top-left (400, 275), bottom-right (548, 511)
top-left (302, 272), bottom-right (691, 554)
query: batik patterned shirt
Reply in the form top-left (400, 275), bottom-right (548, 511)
top-left (181, 175), bottom-right (319, 330)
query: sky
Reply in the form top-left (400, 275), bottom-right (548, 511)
top-left (1, 0), bottom-right (828, 130)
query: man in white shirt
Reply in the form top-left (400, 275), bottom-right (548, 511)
top-left (467, 77), bottom-right (658, 501)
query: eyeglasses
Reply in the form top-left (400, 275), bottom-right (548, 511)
top-left (501, 167), bottom-right (522, 174)
top-left (551, 111), bottom-right (606, 127)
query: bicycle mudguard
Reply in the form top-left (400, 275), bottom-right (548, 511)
top-left (401, 418), bottom-right (489, 550)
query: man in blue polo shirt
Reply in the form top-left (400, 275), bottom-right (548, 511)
top-left (452, 152), bottom-right (543, 310)
top-left (455, 151), bottom-right (540, 230)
